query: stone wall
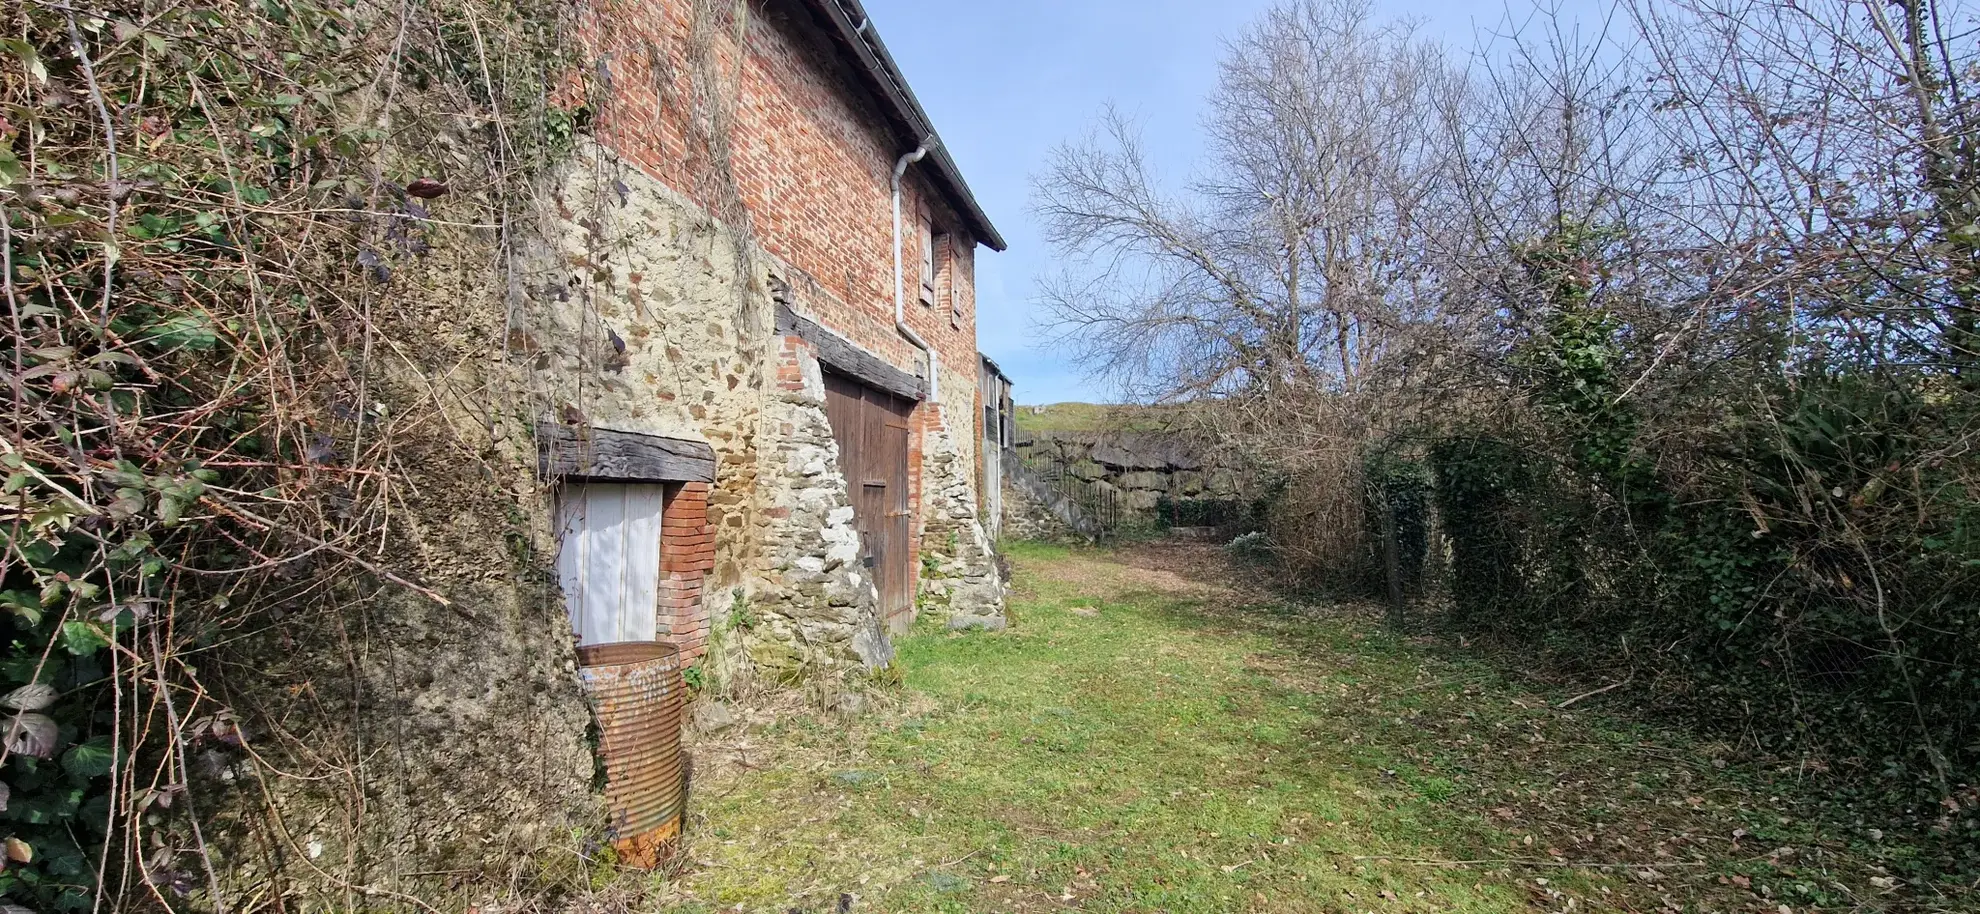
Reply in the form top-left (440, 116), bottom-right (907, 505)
top-left (207, 0), bottom-right (1007, 903)
top-left (519, 141), bottom-right (770, 601)
top-left (999, 468), bottom-right (1083, 542)
top-left (749, 334), bottom-right (894, 674)
top-left (525, 140), bottom-right (995, 676)
top-left (213, 197), bottom-right (605, 905)
top-left (552, 0), bottom-right (1010, 662)
top-left (916, 414), bottom-right (1007, 630)
top-left (214, 136), bottom-right (955, 903)
top-left (1017, 432), bottom-right (1240, 514)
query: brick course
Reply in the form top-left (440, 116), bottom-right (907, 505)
top-left (659, 481), bottom-right (715, 664)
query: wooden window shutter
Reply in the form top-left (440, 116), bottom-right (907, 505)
top-left (948, 236), bottom-right (963, 329)
top-left (920, 216), bottom-right (937, 306)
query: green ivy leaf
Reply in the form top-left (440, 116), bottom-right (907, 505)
top-left (0, 591), bottom-right (44, 627)
top-left (60, 736), bottom-right (115, 779)
top-left (0, 39), bottom-right (47, 85)
top-left (138, 313), bottom-right (219, 351)
top-left (57, 621), bottom-right (109, 657)
top-left (0, 140), bottom-right (22, 190)
top-left (157, 495), bottom-right (183, 527)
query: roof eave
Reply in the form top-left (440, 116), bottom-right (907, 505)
top-left (803, 0), bottom-right (1008, 252)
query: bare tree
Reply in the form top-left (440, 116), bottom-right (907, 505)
top-left (1628, 0), bottom-right (1980, 381)
top-left (1033, 0), bottom-right (1458, 405)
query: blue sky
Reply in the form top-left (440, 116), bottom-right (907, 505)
top-left (860, 0), bottom-right (1600, 405)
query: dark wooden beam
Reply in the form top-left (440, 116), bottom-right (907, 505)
top-left (774, 303), bottom-right (924, 401)
top-left (537, 423), bottom-right (717, 484)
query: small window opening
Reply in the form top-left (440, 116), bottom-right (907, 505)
top-left (948, 239), bottom-right (964, 329)
top-left (556, 482), bottom-right (666, 645)
top-left (920, 218), bottom-right (939, 307)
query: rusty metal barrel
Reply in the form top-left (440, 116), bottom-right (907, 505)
top-left (577, 642), bottom-right (687, 868)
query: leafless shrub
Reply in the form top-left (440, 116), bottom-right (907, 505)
top-left (1040, 0), bottom-right (1980, 821)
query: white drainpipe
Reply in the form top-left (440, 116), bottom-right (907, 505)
top-left (892, 139), bottom-right (939, 402)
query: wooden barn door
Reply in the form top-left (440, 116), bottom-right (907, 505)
top-left (822, 372), bottom-right (915, 622)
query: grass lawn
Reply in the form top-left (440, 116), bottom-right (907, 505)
top-left (1011, 403), bottom-right (1178, 436)
top-left (666, 543), bottom-right (1958, 913)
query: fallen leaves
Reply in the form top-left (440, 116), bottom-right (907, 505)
top-left (403, 178), bottom-right (449, 198)
top-left (1, 684), bottom-right (56, 711)
top-left (2, 713), bottom-right (57, 758)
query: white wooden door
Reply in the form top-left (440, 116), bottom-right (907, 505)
top-left (555, 483), bottom-right (665, 645)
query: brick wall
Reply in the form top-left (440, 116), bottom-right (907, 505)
top-left (579, 0), bottom-right (984, 400)
top-left (660, 482), bottom-right (715, 664)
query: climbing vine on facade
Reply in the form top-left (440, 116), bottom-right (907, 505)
top-left (1, 0), bottom-right (583, 907)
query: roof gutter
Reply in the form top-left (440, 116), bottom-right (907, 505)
top-left (813, 0), bottom-right (1007, 251)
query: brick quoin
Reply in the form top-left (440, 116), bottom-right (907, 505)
top-left (660, 482), bottom-right (715, 664)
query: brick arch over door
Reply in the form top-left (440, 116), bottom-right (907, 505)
top-left (822, 371), bottom-right (914, 623)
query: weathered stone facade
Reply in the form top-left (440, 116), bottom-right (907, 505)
top-left (203, 0), bottom-right (1007, 903)
top-left (524, 138), bottom-right (995, 677)
top-left (917, 415), bottom-right (1008, 630)
top-left (545, 0), bottom-right (1009, 672)
top-left (750, 335), bottom-right (894, 671)
top-left (1018, 432), bottom-right (1239, 514)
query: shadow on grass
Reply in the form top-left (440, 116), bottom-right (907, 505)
top-left (1069, 544), bottom-right (1967, 913)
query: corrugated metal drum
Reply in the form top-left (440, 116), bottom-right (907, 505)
top-left (577, 642), bottom-right (687, 868)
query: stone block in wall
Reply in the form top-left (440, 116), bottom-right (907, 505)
top-left (1088, 443), bottom-right (1137, 469)
top-left (1208, 467), bottom-right (1240, 496)
top-left (1117, 470), bottom-right (1168, 491)
top-left (1069, 460), bottom-right (1107, 481)
top-left (1124, 489), bottom-right (1162, 511)
top-left (1176, 471), bottom-right (1207, 495)
top-left (744, 339), bottom-right (894, 675)
top-left (915, 413), bottom-right (1007, 632)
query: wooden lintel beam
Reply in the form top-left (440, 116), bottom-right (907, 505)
top-left (537, 423), bottom-right (717, 484)
top-left (774, 303), bottom-right (925, 401)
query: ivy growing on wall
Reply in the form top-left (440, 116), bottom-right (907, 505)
top-left (2, 0), bottom-right (584, 907)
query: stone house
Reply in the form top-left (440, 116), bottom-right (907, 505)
top-left (199, 0), bottom-right (1015, 892)
top-left (527, 0), bottom-right (1011, 682)
top-left (22, 0), bottom-right (1025, 900)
